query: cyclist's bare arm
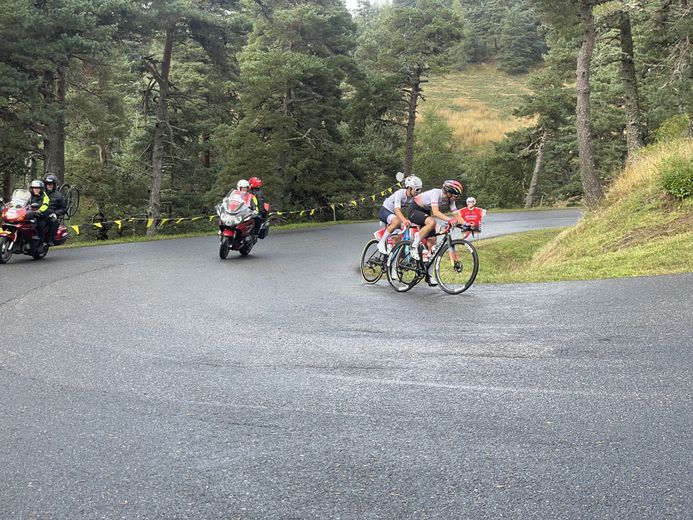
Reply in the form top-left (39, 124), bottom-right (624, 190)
top-left (432, 206), bottom-right (466, 228)
top-left (394, 207), bottom-right (411, 227)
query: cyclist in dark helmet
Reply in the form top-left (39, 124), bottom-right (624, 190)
top-left (407, 179), bottom-right (467, 262)
top-left (43, 173), bottom-right (66, 246)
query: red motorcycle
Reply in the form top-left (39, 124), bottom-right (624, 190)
top-left (216, 190), bottom-right (269, 259)
top-left (0, 189), bottom-right (69, 264)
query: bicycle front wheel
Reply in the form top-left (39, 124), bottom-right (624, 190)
top-left (360, 239), bottom-right (384, 284)
top-left (386, 240), bottom-right (422, 292)
top-left (434, 239), bottom-right (479, 294)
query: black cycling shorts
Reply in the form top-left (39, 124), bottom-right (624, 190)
top-left (407, 203), bottom-right (431, 227)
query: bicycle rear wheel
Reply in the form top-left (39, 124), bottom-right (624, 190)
top-left (66, 186), bottom-right (80, 218)
top-left (360, 239), bottom-right (384, 284)
top-left (386, 240), bottom-right (423, 292)
top-left (434, 239), bottom-right (479, 294)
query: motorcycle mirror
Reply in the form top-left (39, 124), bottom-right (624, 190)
top-left (30, 202), bottom-right (40, 209)
top-left (395, 171), bottom-right (404, 182)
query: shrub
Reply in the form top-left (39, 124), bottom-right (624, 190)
top-left (661, 156), bottom-right (693, 199)
top-left (655, 114), bottom-right (691, 142)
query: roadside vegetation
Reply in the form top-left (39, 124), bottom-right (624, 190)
top-left (424, 64), bottom-right (535, 151)
top-left (476, 139), bottom-right (693, 283)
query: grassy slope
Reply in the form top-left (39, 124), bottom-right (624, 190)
top-left (476, 140), bottom-right (693, 283)
top-left (424, 64), bottom-right (535, 150)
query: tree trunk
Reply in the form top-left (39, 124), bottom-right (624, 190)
top-left (404, 69), bottom-right (421, 177)
top-left (576, 1), bottom-right (604, 208)
top-left (98, 144), bottom-right (108, 164)
top-left (619, 8), bottom-right (642, 158)
top-left (2, 169), bottom-right (12, 202)
top-left (148, 27), bottom-right (174, 236)
top-left (525, 127), bottom-right (548, 209)
top-left (200, 133), bottom-right (211, 168)
top-left (43, 66), bottom-right (66, 183)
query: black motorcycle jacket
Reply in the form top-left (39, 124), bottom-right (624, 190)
top-left (30, 192), bottom-right (50, 214)
top-left (250, 188), bottom-right (267, 217)
top-left (46, 188), bottom-right (67, 217)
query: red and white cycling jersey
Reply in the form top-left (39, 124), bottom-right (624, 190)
top-left (382, 188), bottom-right (412, 212)
top-left (413, 188), bottom-right (457, 212)
top-left (458, 207), bottom-right (485, 227)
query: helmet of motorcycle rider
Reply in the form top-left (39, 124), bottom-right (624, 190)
top-left (43, 173), bottom-right (59, 188)
top-left (236, 179), bottom-right (250, 191)
top-left (442, 179), bottom-right (464, 197)
top-left (249, 176), bottom-right (263, 189)
top-left (30, 180), bottom-right (45, 190)
top-left (404, 175), bottom-right (423, 193)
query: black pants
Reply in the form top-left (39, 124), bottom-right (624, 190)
top-left (36, 217), bottom-right (49, 242)
top-left (48, 218), bottom-right (59, 243)
top-left (254, 215), bottom-right (266, 236)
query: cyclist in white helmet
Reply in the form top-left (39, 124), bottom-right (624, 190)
top-left (377, 175), bottom-right (423, 254)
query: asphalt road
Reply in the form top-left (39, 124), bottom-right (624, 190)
top-left (1, 209), bottom-right (691, 519)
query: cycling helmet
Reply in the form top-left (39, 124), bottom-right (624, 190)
top-left (30, 180), bottom-right (44, 190)
top-left (43, 174), bottom-right (59, 185)
top-left (249, 176), bottom-right (263, 189)
top-left (236, 179), bottom-right (250, 190)
top-left (466, 197), bottom-right (476, 205)
top-left (442, 179), bottom-right (464, 197)
top-left (404, 175), bottom-right (423, 191)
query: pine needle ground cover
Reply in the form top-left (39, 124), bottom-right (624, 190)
top-left (424, 64), bottom-right (535, 149)
top-left (476, 140), bottom-right (693, 283)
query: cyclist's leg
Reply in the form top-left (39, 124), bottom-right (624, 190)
top-left (378, 208), bottom-right (399, 253)
top-left (407, 205), bottom-right (430, 260)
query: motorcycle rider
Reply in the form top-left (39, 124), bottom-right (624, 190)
top-left (43, 173), bottom-right (66, 246)
top-left (28, 180), bottom-right (50, 251)
top-left (248, 176), bottom-right (267, 237)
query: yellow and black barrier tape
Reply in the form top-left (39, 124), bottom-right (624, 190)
top-left (67, 182), bottom-right (402, 236)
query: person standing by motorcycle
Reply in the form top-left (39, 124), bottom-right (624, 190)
top-left (28, 180), bottom-right (50, 251)
top-left (248, 176), bottom-right (267, 237)
top-left (43, 173), bottom-right (66, 246)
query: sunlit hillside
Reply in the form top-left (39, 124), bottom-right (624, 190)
top-left (424, 64), bottom-right (535, 150)
top-left (476, 139), bottom-right (693, 283)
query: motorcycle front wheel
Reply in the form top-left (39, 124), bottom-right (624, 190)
top-left (0, 237), bottom-right (13, 264)
top-left (219, 237), bottom-right (230, 259)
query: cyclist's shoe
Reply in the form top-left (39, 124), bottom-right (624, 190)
top-left (410, 246), bottom-right (420, 261)
top-left (377, 239), bottom-right (388, 255)
top-left (428, 273), bottom-right (438, 286)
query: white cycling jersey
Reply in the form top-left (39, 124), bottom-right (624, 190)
top-left (413, 188), bottom-right (457, 212)
top-left (382, 188), bottom-right (412, 213)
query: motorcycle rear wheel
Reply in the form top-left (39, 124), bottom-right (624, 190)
top-left (239, 243), bottom-right (253, 256)
top-left (32, 242), bottom-right (49, 260)
top-left (219, 237), bottom-right (230, 259)
top-left (0, 237), bottom-right (13, 264)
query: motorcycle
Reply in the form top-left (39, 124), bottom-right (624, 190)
top-left (0, 189), bottom-right (69, 264)
top-left (216, 190), bottom-right (269, 259)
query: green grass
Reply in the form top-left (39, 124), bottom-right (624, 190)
top-left (474, 139), bottom-right (693, 283)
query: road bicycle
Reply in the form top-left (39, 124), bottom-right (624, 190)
top-left (386, 222), bottom-right (479, 294)
top-left (360, 226), bottom-right (415, 284)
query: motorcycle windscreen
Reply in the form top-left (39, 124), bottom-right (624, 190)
top-left (225, 191), bottom-right (249, 212)
top-left (9, 189), bottom-right (30, 208)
